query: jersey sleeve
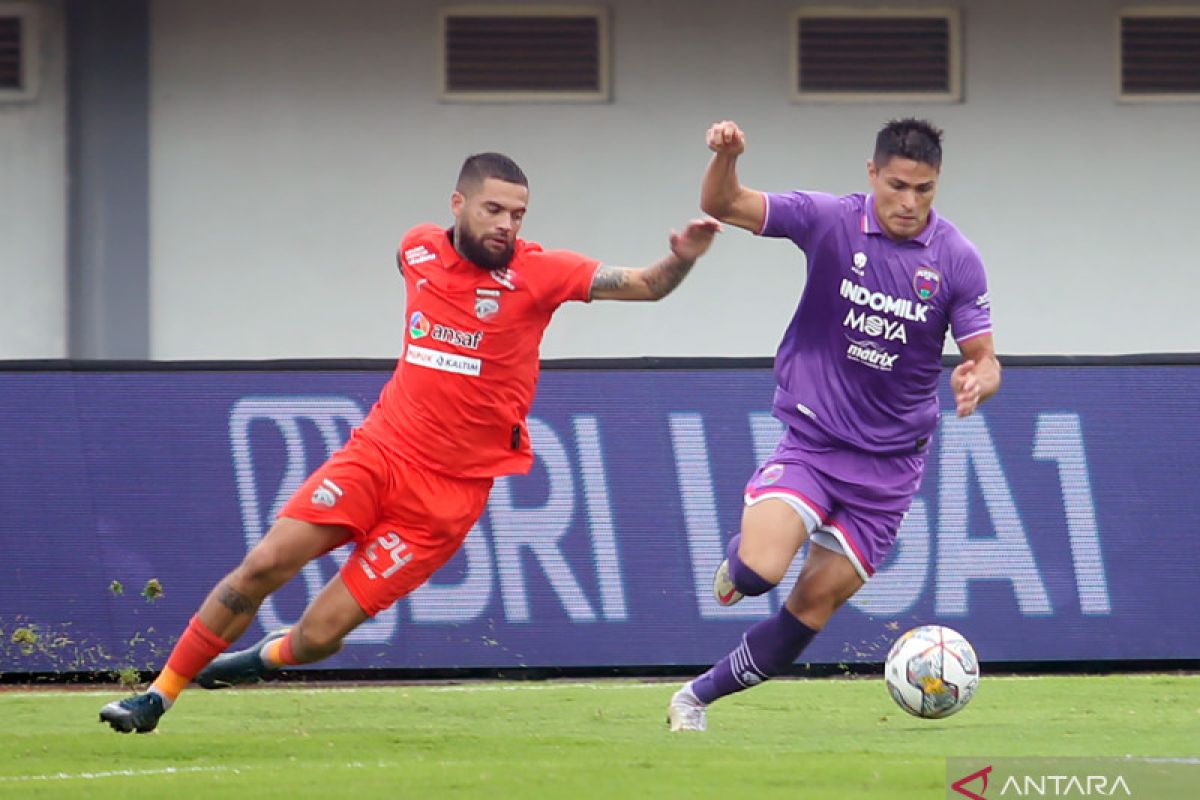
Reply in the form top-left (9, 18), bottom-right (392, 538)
top-left (758, 191), bottom-right (842, 251)
top-left (529, 249), bottom-right (602, 311)
top-left (396, 224), bottom-right (443, 275)
top-left (949, 247), bottom-right (993, 344)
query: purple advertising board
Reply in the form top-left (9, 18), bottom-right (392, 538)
top-left (0, 362), bottom-right (1197, 673)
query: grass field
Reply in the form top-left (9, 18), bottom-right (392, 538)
top-left (0, 674), bottom-right (1197, 799)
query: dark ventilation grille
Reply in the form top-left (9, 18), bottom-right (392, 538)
top-left (797, 15), bottom-right (953, 94)
top-left (444, 13), bottom-right (604, 96)
top-left (0, 16), bottom-right (21, 90)
top-left (1121, 15), bottom-right (1200, 95)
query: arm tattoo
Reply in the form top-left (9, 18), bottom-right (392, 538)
top-left (217, 582), bottom-right (256, 615)
top-left (591, 265), bottom-right (631, 294)
top-left (642, 254), bottom-right (695, 300)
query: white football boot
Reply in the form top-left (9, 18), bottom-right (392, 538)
top-left (666, 685), bottom-right (708, 732)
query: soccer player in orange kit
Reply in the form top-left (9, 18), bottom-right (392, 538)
top-left (100, 152), bottom-right (720, 733)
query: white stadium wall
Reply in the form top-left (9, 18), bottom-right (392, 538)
top-left (2, 0), bottom-right (1197, 359)
top-left (0, 0), bottom-right (66, 359)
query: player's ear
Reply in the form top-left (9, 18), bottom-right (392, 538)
top-left (450, 190), bottom-right (466, 219)
top-left (866, 160), bottom-right (878, 181)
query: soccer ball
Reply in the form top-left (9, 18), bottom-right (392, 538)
top-left (884, 625), bottom-right (979, 719)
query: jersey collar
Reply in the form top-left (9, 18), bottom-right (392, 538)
top-left (863, 194), bottom-right (939, 247)
top-left (437, 227), bottom-right (467, 269)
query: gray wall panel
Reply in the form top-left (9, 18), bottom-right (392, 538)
top-left (0, 0), bottom-right (66, 358)
top-left (5, 0), bottom-right (1196, 359)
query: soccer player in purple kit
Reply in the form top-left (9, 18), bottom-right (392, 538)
top-left (667, 119), bottom-right (1001, 731)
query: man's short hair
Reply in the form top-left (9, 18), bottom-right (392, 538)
top-left (456, 152), bottom-right (528, 193)
top-left (873, 119), bottom-right (943, 169)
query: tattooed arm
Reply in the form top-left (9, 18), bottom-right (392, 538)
top-left (589, 218), bottom-right (721, 301)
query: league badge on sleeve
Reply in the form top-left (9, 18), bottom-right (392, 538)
top-left (913, 266), bottom-right (942, 300)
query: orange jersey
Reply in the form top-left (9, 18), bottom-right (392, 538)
top-left (359, 224), bottom-right (600, 478)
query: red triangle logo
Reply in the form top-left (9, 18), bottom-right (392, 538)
top-left (951, 765), bottom-right (992, 800)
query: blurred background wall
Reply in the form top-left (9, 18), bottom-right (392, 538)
top-left (2, 0), bottom-right (1196, 359)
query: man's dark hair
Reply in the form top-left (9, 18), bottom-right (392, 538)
top-left (873, 119), bottom-right (943, 169)
top-left (456, 152), bottom-right (528, 193)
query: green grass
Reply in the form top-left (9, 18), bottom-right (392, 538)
top-left (0, 675), bottom-right (1197, 799)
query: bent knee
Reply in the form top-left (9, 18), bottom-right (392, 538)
top-left (238, 519), bottom-right (347, 586)
top-left (735, 537), bottom-right (799, 587)
top-left (292, 623), bottom-right (346, 661)
top-left (236, 543), bottom-right (301, 588)
top-left (736, 553), bottom-right (789, 587)
top-left (739, 500), bottom-right (811, 584)
top-left (787, 570), bottom-right (863, 627)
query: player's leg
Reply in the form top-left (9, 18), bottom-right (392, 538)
top-left (670, 493), bottom-right (817, 731)
top-left (98, 518), bottom-right (350, 733)
top-left (714, 496), bottom-right (818, 604)
top-left (276, 574), bottom-right (369, 662)
top-left (669, 538), bottom-right (864, 732)
top-left (783, 539), bottom-right (865, 626)
top-left (196, 571), bottom-right (369, 688)
top-left (201, 517), bottom-right (351, 640)
top-left (162, 517), bottom-right (349, 688)
top-left (99, 437), bottom-right (386, 733)
top-left (671, 455), bottom-right (918, 732)
top-left (199, 460), bottom-right (493, 687)
top-left (714, 459), bottom-right (828, 606)
top-left (198, 526), bottom-right (473, 686)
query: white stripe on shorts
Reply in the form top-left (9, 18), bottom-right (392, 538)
top-left (812, 525), bottom-right (871, 582)
top-left (743, 490), bottom-right (822, 535)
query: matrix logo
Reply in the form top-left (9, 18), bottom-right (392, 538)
top-left (846, 340), bottom-right (899, 371)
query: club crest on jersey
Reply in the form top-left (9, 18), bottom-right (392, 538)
top-left (475, 297), bottom-right (500, 320)
top-left (408, 311), bottom-right (431, 339)
top-left (913, 266), bottom-right (942, 300)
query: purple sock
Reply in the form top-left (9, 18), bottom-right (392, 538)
top-left (691, 607), bottom-right (817, 704)
top-left (726, 533), bottom-right (776, 596)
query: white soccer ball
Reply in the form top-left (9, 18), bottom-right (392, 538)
top-left (884, 625), bottom-right (980, 719)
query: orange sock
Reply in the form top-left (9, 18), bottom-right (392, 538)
top-left (263, 631), bottom-right (301, 667)
top-left (150, 615), bottom-right (230, 704)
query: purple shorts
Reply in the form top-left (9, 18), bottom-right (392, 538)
top-left (744, 426), bottom-right (926, 580)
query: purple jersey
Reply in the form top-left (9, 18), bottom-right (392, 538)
top-left (760, 191), bottom-right (992, 454)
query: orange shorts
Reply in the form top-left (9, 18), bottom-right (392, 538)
top-left (279, 430), bottom-right (493, 616)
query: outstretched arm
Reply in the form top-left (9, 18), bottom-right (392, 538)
top-left (951, 335), bottom-right (1001, 417)
top-left (701, 120), bottom-right (767, 233)
top-left (589, 218), bottom-right (721, 302)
